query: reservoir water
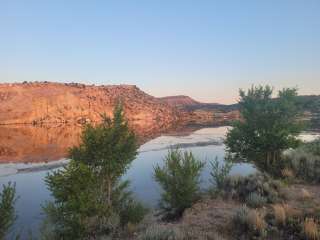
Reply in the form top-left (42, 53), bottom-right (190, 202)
top-left (0, 126), bottom-right (318, 238)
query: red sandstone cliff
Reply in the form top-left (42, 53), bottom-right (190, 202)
top-left (0, 82), bottom-right (181, 132)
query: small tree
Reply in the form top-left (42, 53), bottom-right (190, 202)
top-left (154, 149), bottom-right (205, 219)
top-left (210, 157), bottom-right (233, 193)
top-left (225, 85), bottom-right (303, 173)
top-left (44, 103), bottom-right (146, 239)
top-left (0, 182), bottom-right (17, 239)
top-left (69, 103), bottom-right (137, 206)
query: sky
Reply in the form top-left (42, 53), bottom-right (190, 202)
top-left (1, 0), bottom-right (320, 104)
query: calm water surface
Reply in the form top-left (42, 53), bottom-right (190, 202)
top-left (4, 126), bottom-right (316, 238)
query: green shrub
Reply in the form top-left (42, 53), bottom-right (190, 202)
top-left (43, 104), bottom-right (146, 239)
top-left (154, 149), bottom-right (205, 219)
top-left (246, 192), bottom-right (267, 208)
top-left (0, 182), bottom-right (17, 239)
top-left (209, 157), bottom-right (233, 194)
top-left (301, 137), bottom-right (320, 156)
top-left (233, 206), bottom-right (267, 237)
top-left (138, 225), bottom-right (179, 240)
top-left (225, 86), bottom-right (303, 175)
top-left (233, 205), bottom-right (250, 229)
top-left (119, 199), bottom-right (148, 226)
top-left (224, 173), bottom-right (282, 204)
top-left (282, 148), bottom-right (320, 183)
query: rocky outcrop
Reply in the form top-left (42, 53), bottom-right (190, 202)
top-left (0, 82), bottom-right (182, 132)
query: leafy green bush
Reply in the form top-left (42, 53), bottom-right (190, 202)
top-left (43, 104), bottom-right (146, 239)
top-left (224, 173), bottom-right (282, 204)
top-left (225, 86), bottom-right (303, 174)
top-left (209, 157), bottom-right (233, 193)
top-left (0, 182), bottom-right (17, 239)
top-left (154, 149), bottom-right (205, 219)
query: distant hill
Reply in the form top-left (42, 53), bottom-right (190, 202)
top-left (159, 94), bottom-right (320, 113)
top-left (296, 95), bottom-right (320, 113)
top-left (158, 95), bottom-right (200, 108)
top-left (158, 95), bottom-right (238, 112)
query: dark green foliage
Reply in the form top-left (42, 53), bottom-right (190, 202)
top-left (118, 195), bottom-right (148, 226)
top-left (154, 149), bottom-right (205, 219)
top-left (43, 103), bottom-right (146, 239)
top-left (301, 137), bottom-right (320, 156)
top-left (69, 103), bottom-right (137, 205)
top-left (209, 157), bottom-right (233, 193)
top-left (296, 95), bottom-right (320, 114)
top-left (0, 182), bottom-right (17, 239)
top-left (225, 85), bottom-right (303, 174)
top-left (44, 161), bottom-right (103, 239)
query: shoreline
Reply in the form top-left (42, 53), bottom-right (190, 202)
top-left (0, 159), bottom-right (69, 177)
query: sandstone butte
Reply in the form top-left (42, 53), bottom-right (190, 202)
top-left (0, 82), bottom-right (182, 131)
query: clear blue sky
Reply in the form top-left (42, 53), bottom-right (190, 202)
top-left (1, 0), bottom-right (320, 103)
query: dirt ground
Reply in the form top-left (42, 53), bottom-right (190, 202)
top-left (133, 184), bottom-right (320, 240)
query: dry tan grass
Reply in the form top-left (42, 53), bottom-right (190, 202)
top-left (281, 168), bottom-right (295, 179)
top-left (127, 222), bottom-right (136, 235)
top-left (303, 218), bottom-right (320, 240)
top-left (272, 204), bottom-right (286, 226)
top-left (247, 209), bottom-right (266, 234)
top-left (301, 188), bottom-right (313, 200)
top-left (283, 203), bottom-right (302, 219)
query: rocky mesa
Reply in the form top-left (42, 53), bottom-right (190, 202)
top-left (0, 82), bottom-right (182, 132)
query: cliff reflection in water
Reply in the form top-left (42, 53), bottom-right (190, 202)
top-left (0, 123), bottom-right (206, 163)
top-left (0, 125), bottom-right (83, 163)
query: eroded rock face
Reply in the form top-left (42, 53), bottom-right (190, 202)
top-left (0, 82), bottom-right (181, 130)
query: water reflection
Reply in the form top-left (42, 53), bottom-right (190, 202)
top-left (1, 126), bottom-right (254, 238)
top-left (0, 124), bottom-right (319, 239)
top-left (0, 124), bottom-right (206, 163)
top-left (0, 125), bottom-right (82, 163)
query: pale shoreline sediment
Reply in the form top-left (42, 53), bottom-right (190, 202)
top-left (0, 159), bottom-right (69, 177)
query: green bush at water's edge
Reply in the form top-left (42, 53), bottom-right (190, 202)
top-left (42, 103), bottom-right (147, 239)
top-left (154, 149), bottom-right (205, 219)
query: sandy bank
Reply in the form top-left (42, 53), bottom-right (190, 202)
top-left (0, 159), bottom-right (69, 177)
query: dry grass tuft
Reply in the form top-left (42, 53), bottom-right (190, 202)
top-left (303, 218), bottom-right (320, 240)
top-left (127, 222), bottom-right (136, 235)
top-left (283, 204), bottom-right (302, 219)
top-left (301, 188), bottom-right (312, 200)
top-left (247, 209), bottom-right (266, 234)
top-left (281, 168), bottom-right (295, 179)
top-left (272, 204), bottom-right (286, 226)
